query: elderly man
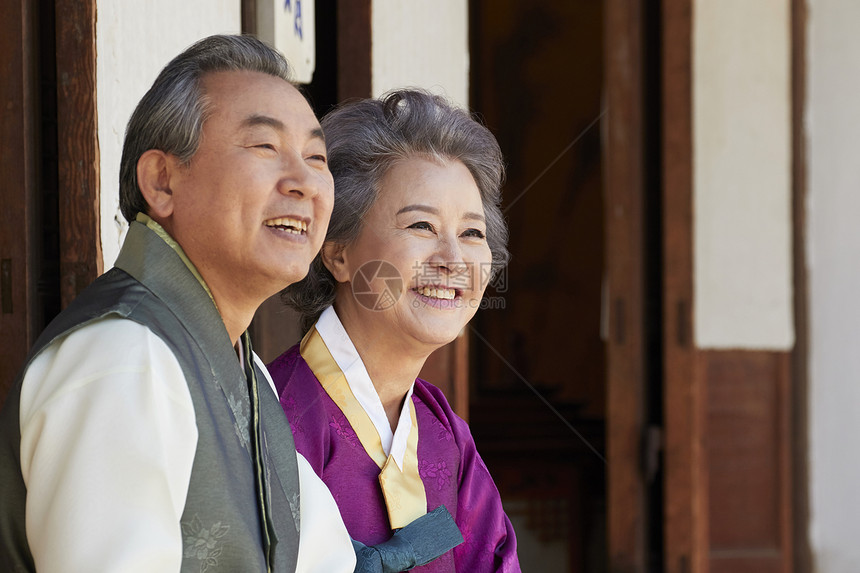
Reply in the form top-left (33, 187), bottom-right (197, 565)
top-left (0, 35), bottom-right (354, 572)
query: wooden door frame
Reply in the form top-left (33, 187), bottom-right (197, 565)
top-left (661, 2), bottom-right (703, 571)
top-left (0, 0), bottom-right (39, 400)
top-left (605, 0), bottom-right (650, 570)
top-left (607, 1), bottom-right (807, 571)
top-left (790, 0), bottom-right (811, 570)
top-left (55, 0), bottom-right (101, 307)
top-left (661, 1), bottom-right (805, 572)
top-left (0, 0), bottom-right (99, 401)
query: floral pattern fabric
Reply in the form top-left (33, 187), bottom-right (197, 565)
top-left (268, 345), bottom-right (520, 573)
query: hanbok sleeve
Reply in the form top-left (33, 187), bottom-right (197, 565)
top-left (450, 415), bottom-right (521, 573)
top-left (18, 316), bottom-right (197, 572)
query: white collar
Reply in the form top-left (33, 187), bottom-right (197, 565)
top-left (315, 306), bottom-right (414, 469)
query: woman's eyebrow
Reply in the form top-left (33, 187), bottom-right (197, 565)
top-left (396, 204), bottom-right (438, 216)
top-left (396, 204), bottom-right (485, 222)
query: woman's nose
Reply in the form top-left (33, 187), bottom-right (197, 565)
top-left (429, 237), bottom-right (470, 277)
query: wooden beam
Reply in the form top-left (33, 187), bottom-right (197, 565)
top-left (605, 0), bottom-right (648, 570)
top-left (55, 0), bottom-right (101, 308)
top-left (0, 0), bottom-right (38, 402)
top-left (790, 0), bottom-right (811, 570)
top-left (241, 0), bottom-right (257, 35)
top-left (662, 1), bottom-right (708, 572)
top-left (337, 0), bottom-right (372, 100)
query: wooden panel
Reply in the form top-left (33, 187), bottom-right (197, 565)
top-left (704, 352), bottom-right (791, 550)
top-left (241, 0), bottom-right (257, 34)
top-left (605, 0), bottom-right (647, 570)
top-left (703, 350), bottom-right (792, 573)
top-left (337, 0), bottom-right (371, 100)
top-left (663, 2), bottom-right (798, 572)
top-left (710, 557), bottom-right (783, 573)
top-left (662, 1), bottom-right (709, 572)
top-left (55, 0), bottom-right (101, 307)
top-left (0, 0), bottom-right (38, 402)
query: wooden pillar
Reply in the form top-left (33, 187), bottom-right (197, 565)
top-left (55, 0), bottom-right (101, 307)
top-left (605, 0), bottom-right (648, 570)
top-left (0, 0), bottom-right (38, 401)
top-left (662, 1), bottom-right (704, 571)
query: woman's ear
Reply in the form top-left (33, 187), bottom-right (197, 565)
top-left (321, 242), bottom-right (351, 283)
top-left (137, 149), bottom-right (175, 219)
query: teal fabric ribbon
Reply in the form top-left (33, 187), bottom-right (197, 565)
top-left (353, 505), bottom-right (464, 573)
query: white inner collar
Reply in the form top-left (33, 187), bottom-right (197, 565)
top-left (315, 306), bottom-right (414, 469)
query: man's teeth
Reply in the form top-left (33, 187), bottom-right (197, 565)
top-left (265, 217), bottom-right (307, 233)
top-left (416, 286), bottom-right (456, 300)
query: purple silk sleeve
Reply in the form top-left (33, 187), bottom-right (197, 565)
top-left (268, 345), bottom-right (520, 573)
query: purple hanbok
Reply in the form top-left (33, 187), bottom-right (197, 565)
top-left (269, 340), bottom-right (520, 573)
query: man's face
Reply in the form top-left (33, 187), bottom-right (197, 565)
top-left (162, 70), bottom-right (334, 307)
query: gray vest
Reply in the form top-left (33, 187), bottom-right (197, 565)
top-left (0, 222), bottom-right (300, 572)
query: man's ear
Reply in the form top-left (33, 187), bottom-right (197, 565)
top-left (321, 242), bottom-right (351, 283)
top-left (137, 149), bottom-right (175, 219)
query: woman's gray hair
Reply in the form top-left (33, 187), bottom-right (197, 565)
top-left (284, 88), bottom-right (509, 332)
top-left (119, 34), bottom-right (292, 222)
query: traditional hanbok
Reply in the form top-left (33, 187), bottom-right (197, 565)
top-left (268, 306), bottom-right (520, 572)
top-left (0, 217), bottom-right (354, 572)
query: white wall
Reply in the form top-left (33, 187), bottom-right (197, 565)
top-left (692, 0), bottom-right (794, 350)
top-left (807, 0), bottom-right (860, 571)
top-left (96, 1), bottom-right (470, 267)
top-left (96, 0), bottom-right (241, 269)
top-left (371, 0), bottom-right (469, 108)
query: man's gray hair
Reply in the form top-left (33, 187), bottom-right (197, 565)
top-left (119, 34), bottom-right (292, 222)
top-left (283, 88), bottom-right (510, 332)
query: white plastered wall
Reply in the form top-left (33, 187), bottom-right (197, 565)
top-left (371, 0), bottom-right (469, 108)
top-left (806, 0), bottom-right (860, 570)
top-left (97, 0), bottom-right (241, 269)
top-left (692, 0), bottom-right (794, 350)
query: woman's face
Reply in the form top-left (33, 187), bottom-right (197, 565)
top-left (332, 156), bottom-right (494, 352)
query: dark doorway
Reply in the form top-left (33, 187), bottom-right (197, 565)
top-left (468, 1), bottom-right (608, 570)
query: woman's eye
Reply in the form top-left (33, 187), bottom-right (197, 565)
top-left (408, 221), bottom-right (434, 231)
top-left (462, 228), bottom-right (486, 239)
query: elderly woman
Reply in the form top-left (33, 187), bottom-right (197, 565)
top-left (268, 89), bottom-right (520, 572)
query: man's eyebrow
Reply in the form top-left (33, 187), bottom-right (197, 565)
top-left (310, 127), bottom-right (325, 142)
top-left (241, 114), bottom-right (285, 130)
top-left (241, 116), bottom-right (325, 142)
top-left (396, 204), bottom-right (486, 222)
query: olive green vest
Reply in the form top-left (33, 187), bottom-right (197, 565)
top-left (0, 221), bottom-right (300, 572)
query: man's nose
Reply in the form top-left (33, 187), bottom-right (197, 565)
top-left (277, 154), bottom-right (328, 199)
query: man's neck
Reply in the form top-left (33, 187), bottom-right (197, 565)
top-left (136, 213), bottom-right (258, 346)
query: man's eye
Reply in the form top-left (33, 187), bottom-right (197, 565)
top-left (254, 143), bottom-right (276, 151)
top-left (308, 154), bottom-right (327, 163)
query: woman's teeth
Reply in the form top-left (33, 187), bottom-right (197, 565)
top-left (416, 286), bottom-right (456, 300)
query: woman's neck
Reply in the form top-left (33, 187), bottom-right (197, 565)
top-left (333, 304), bottom-right (431, 430)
